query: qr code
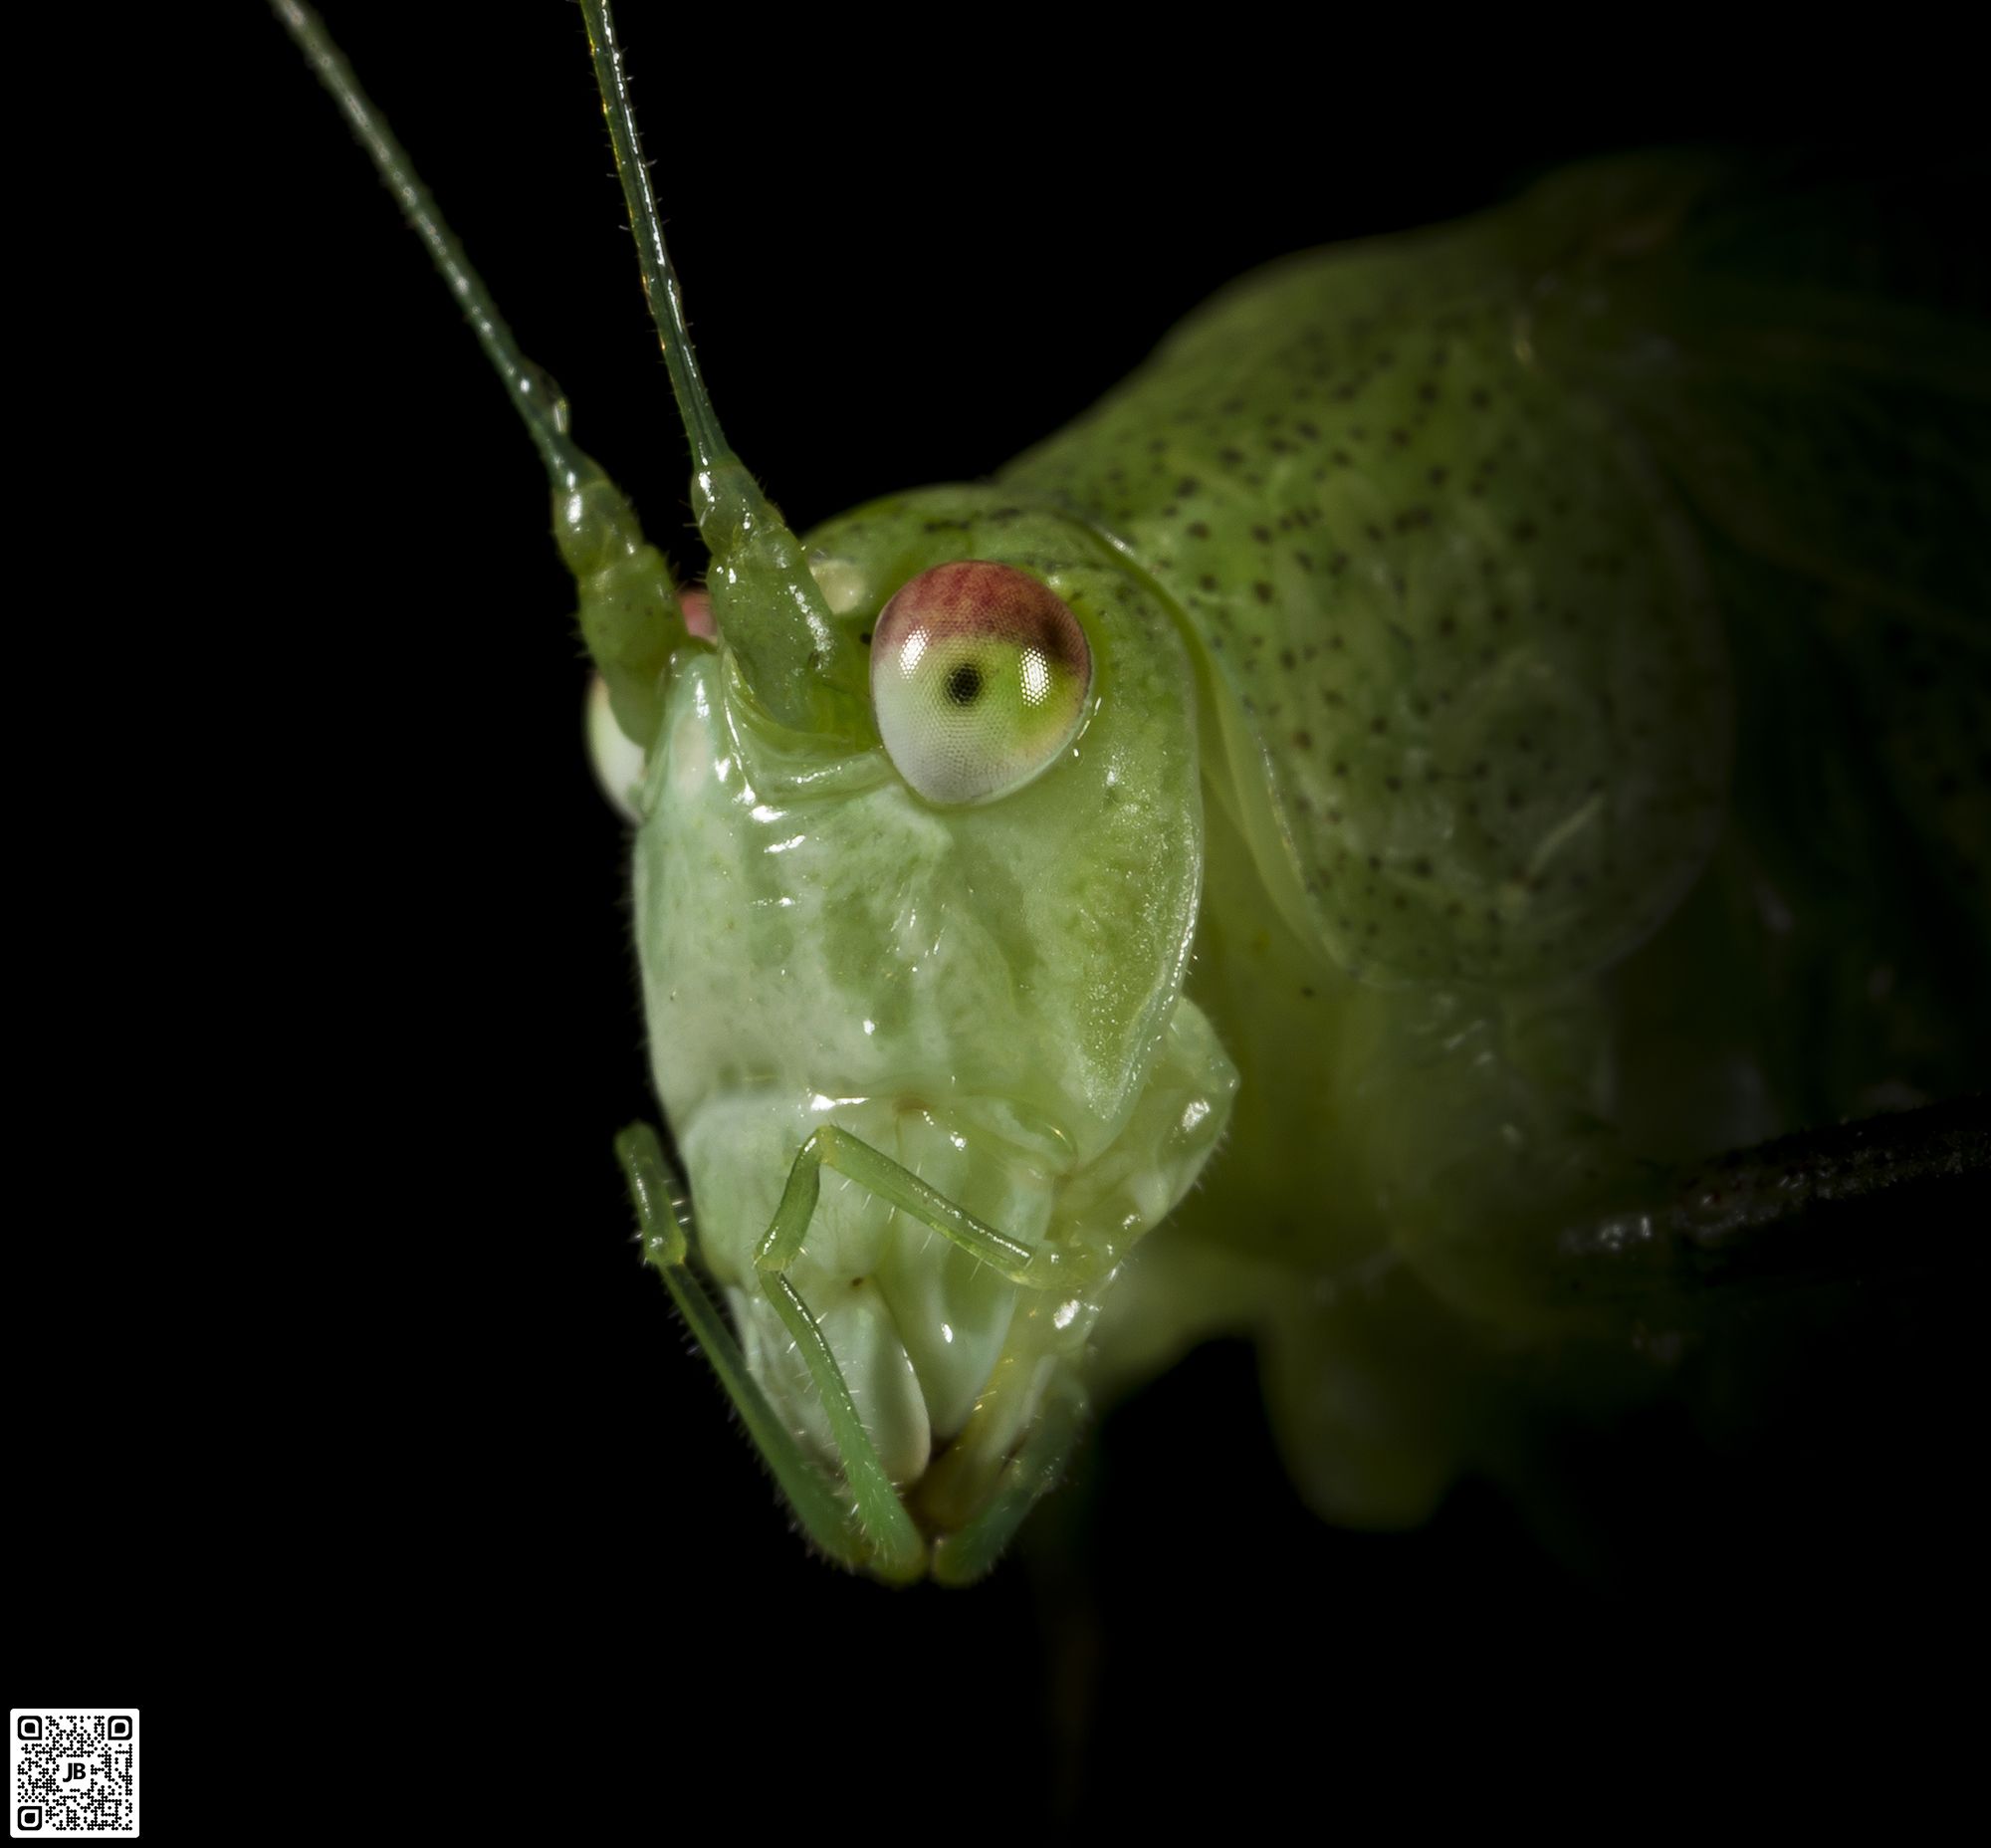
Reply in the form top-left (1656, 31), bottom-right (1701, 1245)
top-left (10, 1715), bottom-right (137, 1838)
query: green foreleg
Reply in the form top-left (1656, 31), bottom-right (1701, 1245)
top-left (616, 1123), bottom-right (888, 1577)
top-left (756, 1124), bottom-right (1092, 1290)
top-left (626, 1119), bottom-right (1092, 1583)
top-left (755, 1271), bottom-right (926, 1583)
top-left (752, 1125), bottom-right (1093, 1578)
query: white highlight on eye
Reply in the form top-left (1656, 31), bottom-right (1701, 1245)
top-left (1020, 647), bottom-right (1051, 707)
top-left (862, 1020), bottom-right (876, 1036)
top-left (1053, 1299), bottom-right (1081, 1331)
top-left (940, 1323), bottom-right (955, 1345)
top-left (899, 632), bottom-right (928, 675)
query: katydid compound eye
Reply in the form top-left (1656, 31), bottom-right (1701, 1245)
top-left (870, 562), bottom-right (1093, 805)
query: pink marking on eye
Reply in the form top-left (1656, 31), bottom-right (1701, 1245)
top-left (872, 562), bottom-right (1084, 673)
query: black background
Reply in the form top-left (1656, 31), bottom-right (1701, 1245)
top-left (46, 4), bottom-right (1978, 1828)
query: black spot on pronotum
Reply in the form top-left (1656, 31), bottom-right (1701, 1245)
top-left (945, 663), bottom-right (985, 706)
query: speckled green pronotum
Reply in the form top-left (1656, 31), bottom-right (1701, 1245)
top-left (282, 0), bottom-right (1989, 1580)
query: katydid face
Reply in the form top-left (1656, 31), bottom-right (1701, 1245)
top-left (633, 492), bottom-right (1234, 1491)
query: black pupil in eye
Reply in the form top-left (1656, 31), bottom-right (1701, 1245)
top-left (945, 662), bottom-right (985, 706)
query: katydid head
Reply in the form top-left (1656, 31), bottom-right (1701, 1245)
top-left (626, 489), bottom-right (1236, 1567)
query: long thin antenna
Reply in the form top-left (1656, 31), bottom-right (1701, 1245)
top-left (575, 1), bottom-right (733, 483)
top-left (276, 0), bottom-right (688, 751)
top-left (273, 0), bottom-right (590, 494)
top-left (578, 0), bottom-right (869, 738)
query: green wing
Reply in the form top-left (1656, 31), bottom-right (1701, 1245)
top-left (1529, 153), bottom-right (1991, 1057)
top-left (1519, 153), bottom-right (1991, 1139)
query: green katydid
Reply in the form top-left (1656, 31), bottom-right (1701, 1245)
top-left (276, 1), bottom-right (1990, 1584)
